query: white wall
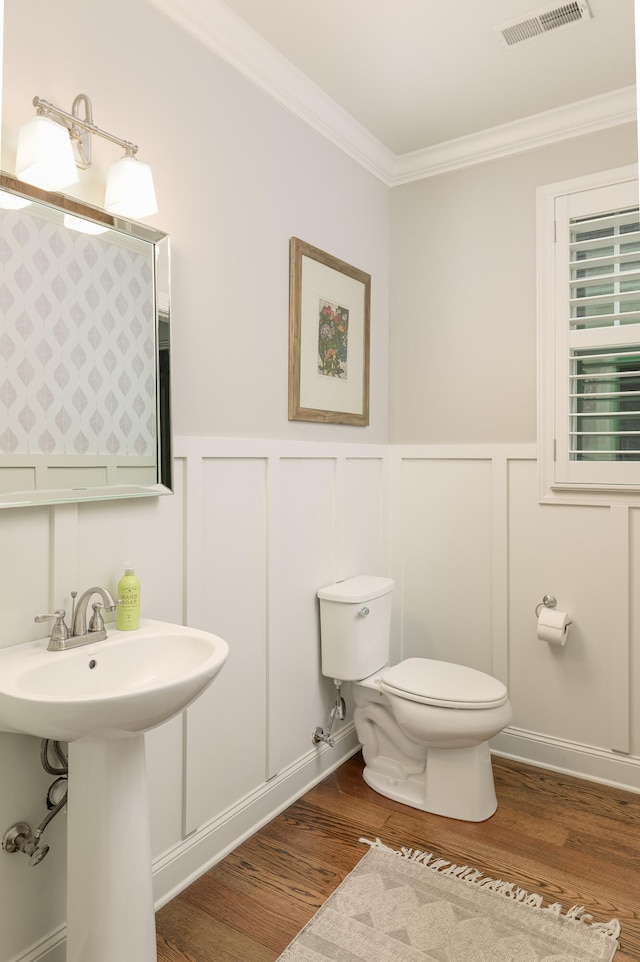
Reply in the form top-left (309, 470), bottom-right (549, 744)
top-left (389, 124), bottom-right (638, 443)
top-left (1, 0), bottom-right (390, 446)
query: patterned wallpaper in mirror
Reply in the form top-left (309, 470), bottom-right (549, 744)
top-left (0, 205), bottom-right (155, 458)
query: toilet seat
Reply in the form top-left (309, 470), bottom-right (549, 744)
top-left (381, 658), bottom-right (508, 710)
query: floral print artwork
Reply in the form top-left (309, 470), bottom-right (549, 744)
top-left (318, 298), bottom-right (349, 379)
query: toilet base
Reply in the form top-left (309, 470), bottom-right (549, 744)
top-left (362, 741), bottom-right (498, 822)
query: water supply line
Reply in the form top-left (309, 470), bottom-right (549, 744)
top-left (2, 739), bottom-right (68, 866)
top-left (41, 737), bottom-right (68, 775)
top-left (312, 682), bottom-right (346, 747)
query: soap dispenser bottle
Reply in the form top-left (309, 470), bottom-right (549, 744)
top-left (116, 563), bottom-right (140, 630)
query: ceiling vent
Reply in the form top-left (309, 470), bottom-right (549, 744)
top-left (495, 1), bottom-right (592, 47)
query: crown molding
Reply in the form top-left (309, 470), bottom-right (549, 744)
top-left (145, 0), bottom-right (395, 182)
top-left (391, 86), bottom-right (638, 184)
top-left (146, 0), bottom-right (637, 187)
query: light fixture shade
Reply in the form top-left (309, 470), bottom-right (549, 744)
top-left (15, 114), bottom-right (79, 190)
top-left (105, 155), bottom-right (158, 219)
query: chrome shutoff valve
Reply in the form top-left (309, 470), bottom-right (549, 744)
top-left (2, 822), bottom-right (49, 866)
top-left (312, 684), bottom-right (347, 748)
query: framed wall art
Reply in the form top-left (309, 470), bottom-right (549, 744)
top-left (288, 237), bottom-right (370, 425)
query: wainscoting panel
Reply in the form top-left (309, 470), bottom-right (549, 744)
top-left (268, 453), bottom-right (389, 778)
top-left (390, 444), bottom-right (639, 791)
top-left (74, 480), bottom-right (185, 626)
top-left (0, 505), bottom-right (51, 647)
top-left (178, 439), bottom-right (389, 830)
top-left (607, 505), bottom-right (631, 756)
top-left (336, 457), bottom-right (387, 582)
top-left (507, 459), bottom-right (619, 751)
top-left (268, 456), bottom-right (339, 778)
top-left (630, 507), bottom-right (640, 759)
top-left (398, 457), bottom-right (494, 673)
top-left (183, 454), bottom-right (268, 833)
top-left (3, 438), bottom-right (639, 962)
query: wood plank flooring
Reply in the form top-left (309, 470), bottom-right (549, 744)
top-left (156, 753), bottom-right (640, 961)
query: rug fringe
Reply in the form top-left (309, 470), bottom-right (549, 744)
top-left (359, 838), bottom-right (621, 941)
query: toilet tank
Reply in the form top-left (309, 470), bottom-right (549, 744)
top-left (317, 575), bottom-right (394, 681)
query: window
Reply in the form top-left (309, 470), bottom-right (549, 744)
top-left (538, 166), bottom-right (640, 502)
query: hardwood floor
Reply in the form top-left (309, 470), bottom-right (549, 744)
top-left (156, 753), bottom-right (640, 961)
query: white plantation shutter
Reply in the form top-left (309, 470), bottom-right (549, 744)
top-left (538, 167), bottom-right (640, 499)
top-left (568, 207), bottom-right (640, 463)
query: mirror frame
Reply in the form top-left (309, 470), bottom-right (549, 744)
top-left (0, 173), bottom-right (172, 508)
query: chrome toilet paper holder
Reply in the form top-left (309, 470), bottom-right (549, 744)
top-left (534, 594), bottom-right (557, 617)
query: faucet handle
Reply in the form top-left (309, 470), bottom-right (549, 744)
top-left (34, 610), bottom-right (70, 648)
top-left (88, 602), bottom-right (106, 632)
top-left (88, 599), bottom-right (119, 632)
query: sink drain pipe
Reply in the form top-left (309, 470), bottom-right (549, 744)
top-left (1, 739), bottom-right (68, 866)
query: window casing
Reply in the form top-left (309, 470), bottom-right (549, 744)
top-left (538, 166), bottom-right (640, 502)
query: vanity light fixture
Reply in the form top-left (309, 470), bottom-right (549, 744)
top-left (15, 93), bottom-right (158, 218)
top-left (104, 149), bottom-right (157, 219)
top-left (15, 110), bottom-right (79, 191)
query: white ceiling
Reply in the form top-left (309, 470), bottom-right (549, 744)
top-left (217, 0), bottom-right (635, 154)
top-left (148, 0), bottom-right (637, 182)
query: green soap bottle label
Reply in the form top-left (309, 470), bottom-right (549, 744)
top-left (117, 575), bottom-right (140, 630)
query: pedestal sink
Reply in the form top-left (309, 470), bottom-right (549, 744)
top-left (0, 618), bottom-right (229, 962)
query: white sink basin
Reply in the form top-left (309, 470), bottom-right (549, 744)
top-left (0, 618), bottom-right (229, 740)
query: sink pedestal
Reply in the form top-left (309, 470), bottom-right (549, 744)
top-left (67, 735), bottom-right (157, 962)
top-left (0, 618), bottom-right (229, 961)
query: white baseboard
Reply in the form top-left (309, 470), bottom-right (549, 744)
top-left (152, 725), bottom-right (361, 909)
top-left (7, 929), bottom-right (65, 962)
top-left (492, 726), bottom-right (640, 794)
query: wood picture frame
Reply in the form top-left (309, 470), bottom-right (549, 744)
top-left (288, 237), bottom-right (370, 425)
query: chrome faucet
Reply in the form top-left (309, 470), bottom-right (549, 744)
top-left (72, 586), bottom-right (118, 639)
top-left (35, 586), bottom-right (118, 651)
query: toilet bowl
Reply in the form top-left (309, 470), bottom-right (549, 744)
top-left (318, 576), bottom-right (512, 822)
top-left (353, 659), bottom-right (511, 821)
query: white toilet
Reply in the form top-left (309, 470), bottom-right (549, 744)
top-left (317, 575), bottom-right (512, 822)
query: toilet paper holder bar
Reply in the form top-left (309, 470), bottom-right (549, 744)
top-left (534, 594), bottom-right (557, 617)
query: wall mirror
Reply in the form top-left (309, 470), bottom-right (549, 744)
top-left (0, 173), bottom-right (171, 508)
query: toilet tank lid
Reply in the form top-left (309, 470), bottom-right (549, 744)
top-left (381, 658), bottom-right (509, 709)
top-left (318, 575), bottom-right (395, 603)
